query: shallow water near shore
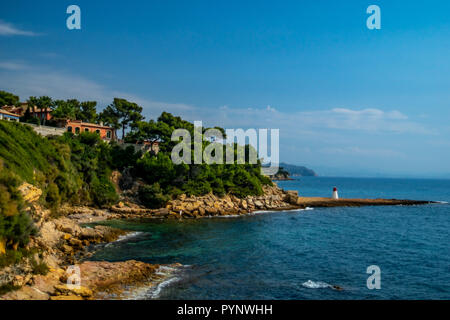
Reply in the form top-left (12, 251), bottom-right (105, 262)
top-left (89, 177), bottom-right (450, 299)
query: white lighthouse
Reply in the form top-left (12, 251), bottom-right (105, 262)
top-left (332, 187), bottom-right (339, 200)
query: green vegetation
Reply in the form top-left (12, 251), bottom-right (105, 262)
top-left (0, 248), bottom-right (34, 269)
top-left (138, 183), bottom-right (170, 209)
top-left (27, 96), bottom-right (53, 111)
top-left (52, 99), bottom-right (98, 123)
top-left (58, 131), bottom-right (119, 207)
top-left (19, 108), bottom-right (40, 125)
top-left (31, 258), bottom-right (49, 275)
top-left (0, 90), bottom-right (271, 255)
top-left (99, 98), bottom-right (144, 139)
top-left (0, 121), bottom-right (117, 253)
top-left (0, 90), bottom-right (20, 107)
top-left (0, 165), bottom-right (37, 255)
top-left (278, 162), bottom-right (317, 177)
top-left (0, 121), bottom-right (117, 208)
top-left (0, 248), bottom-right (47, 294)
top-left (269, 166), bottom-right (290, 180)
top-left (2, 92), bottom-right (99, 126)
top-left (125, 112), bottom-right (272, 200)
top-left (0, 283), bottom-right (20, 295)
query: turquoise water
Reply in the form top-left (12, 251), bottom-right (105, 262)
top-left (89, 177), bottom-right (450, 299)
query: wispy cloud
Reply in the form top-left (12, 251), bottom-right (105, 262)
top-left (0, 61), bottom-right (28, 71)
top-left (197, 105), bottom-right (433, 135)
top-left (294, 108), bottom-right (431, 134)
top-left (112, 92), bottom-right (196, 119)
top-left (0, 20), bottom-right (39, 36)
top-left (0, 61), bottom-right (196, 117)
top-left (0, 59), bottom-right (434, 138)
top-left (0, 59), bottom-right (444, 173)
top-left (319, 146), bottom-right (406, 158)
top-left (331, 108), bottom-right (409, 121)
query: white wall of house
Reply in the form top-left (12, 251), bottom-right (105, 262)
top-left (0, 114), bottom-right (19, 122)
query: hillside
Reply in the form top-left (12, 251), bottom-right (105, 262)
top-left (279, 163), bottom-right (317, 177)
top-left (0, 113), bottom-right (272, 261)
top-left (0, 120), bottom-right (118, 209)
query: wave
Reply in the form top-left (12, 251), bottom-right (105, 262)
top-left (206, 214), bottom-right (242, 219)
top-left (202, 207), bottom-right (315, 219)
top-left (289, 207), bottom-right (314, 212)
top-left (155, 265), bottom-right (179, 275)
top-left (302, 280), bottom-right (343, 291)
top-left (123, 265), bottom-right (184, 300)
top-left (253, 207), bottom-right (315, 214)
top-left (435, 201), bottom-right (449, 204)
top-left (302, 280), bottom-right (331, 289)
top-left (105, 231), bottom-right (143, 247)
top-left (147, 275), bottom-right (181, 299)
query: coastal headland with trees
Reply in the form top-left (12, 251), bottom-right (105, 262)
top-left (0, 90), bottom-right (432, 299)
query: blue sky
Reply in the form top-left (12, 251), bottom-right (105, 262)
top-left (1, 0), bottom-right (450, 177)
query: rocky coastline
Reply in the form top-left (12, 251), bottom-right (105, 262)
top-left (0, 184), bottom-right (181, 300)
top-left (110, 185), bottom-right (302, 219)
top-left (0, 182), bottom-right (435, 300)
top-left (109, 185), bottom-right (433, 219)
top-left (271, 176), bottom-right (294, 181)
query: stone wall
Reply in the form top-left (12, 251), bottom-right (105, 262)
top-left (118, 142), bottom-right (159, 154)
top-left (25, 123), bottom-right (66, 137)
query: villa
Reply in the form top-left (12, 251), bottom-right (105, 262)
top-left (66, 120), bottom-right (116, 141)
top-left (0, 109), bottom-right (20, 122)
top-left (1, 103), bottom-right (52, 122)
top-left (0, 104), bottom-right (116, 141)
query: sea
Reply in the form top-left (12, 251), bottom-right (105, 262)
top-left (88, 177), bottom-right (450, 299)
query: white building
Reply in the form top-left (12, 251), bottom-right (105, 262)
top-left (0, 109), bottom-right (20, 122)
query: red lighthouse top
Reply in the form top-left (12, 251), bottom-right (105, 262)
top-left (333, 187), bottom-right (337, 192)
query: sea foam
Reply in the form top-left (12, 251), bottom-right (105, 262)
top-left (302, 280), bottom-right (331, 289)
top-left (105, 231), bottom-right (143, 247)
top-left (123, 265), bottom-right (184, 300)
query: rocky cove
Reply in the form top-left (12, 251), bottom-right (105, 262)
top-left (0, 181), bottom-right (432, 300)
top-left (0, 183), bottom-right (183, 300)
top-left (0, 182), bottom-right (301, 300)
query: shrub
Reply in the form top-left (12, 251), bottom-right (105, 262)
top-left (110, 144), bottom-right (140, 171)
top-left (138, 183), bottom-right (170, 209)
top-left (45, 182), bottom-right (61, 207)
top-left (0, 249), bottom-right (27, 268)
top-left (0, 211), bottom-right (37, 249)
top-left (0, 167), bottom-right (37, 253)
top-left (0, 283), bottom-right (20, 295)
top-left (31, 259), bottom-right (49, 275)
top-left (91, 176), bottom-right (118, 207)
top-left (183, 180), bottom-right (212, 196)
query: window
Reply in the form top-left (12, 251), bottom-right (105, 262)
top-left (85, 128), bottom-right (90, 132)
top-left (95, 129), bottom-right (100, 135)
top-left (106, 131), bottom-right (111, 139)
top-left (75, 127), bottom-right (80, 134)
top-left (67, 126), bottom-right (72, 132)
